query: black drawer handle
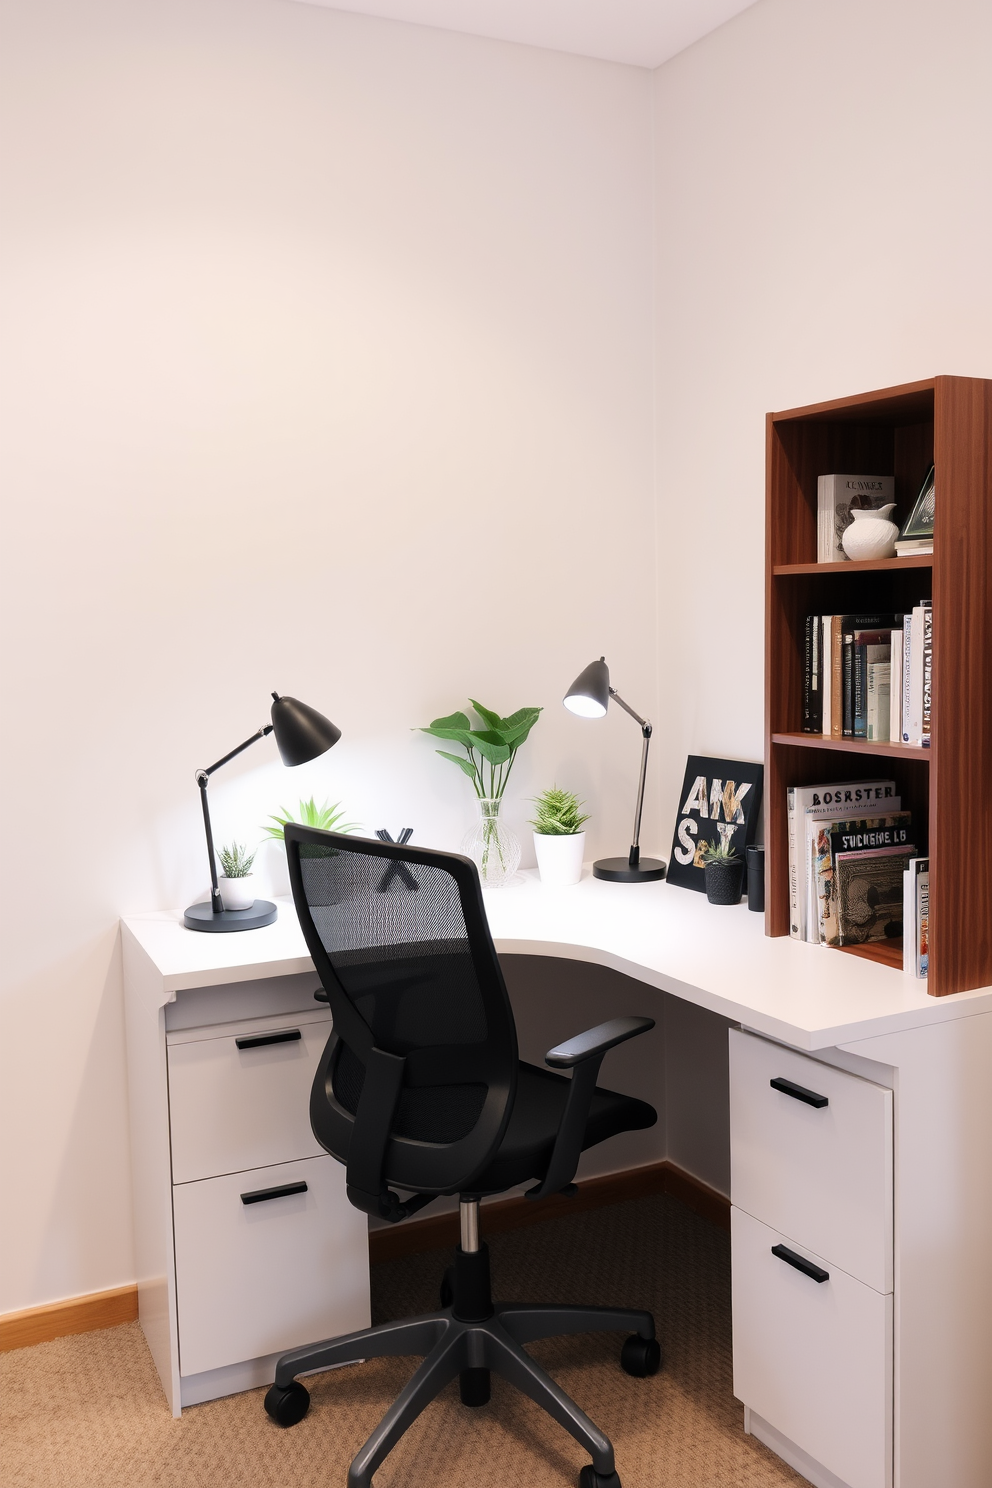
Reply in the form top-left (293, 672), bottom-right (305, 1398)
top-left (241, 1181), bottom-right (308, 1206)
top-left (235, 1029), bottom-right (302, 1050)
top-left (771, 1243), bottom-right (829, 1284)
top-left (770, 1076), bottom-right (828, 1109)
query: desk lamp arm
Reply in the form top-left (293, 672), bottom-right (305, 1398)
top-left (195, 724), bottom-right (274, 914)
top-left (609, 688), bottom-right (653, 868)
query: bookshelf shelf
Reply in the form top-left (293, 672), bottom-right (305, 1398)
top-left (764, 376), bottom-right (992, 997)
top-left (773, 555), bottom-right (932, 577)
top-left (771, 732), bottom-right (930, 761)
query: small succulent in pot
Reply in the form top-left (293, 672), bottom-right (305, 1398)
top-left (529, 786), bottom-right (590, 837)
top-left (699, 837), bottom-right (746, 906)
top-left (216, 842), bottom-right (257, 911)
top-left (529, 786), bottom-right (590, 886)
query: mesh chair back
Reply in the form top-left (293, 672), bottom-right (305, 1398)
top-left (286, 826), bottom-right (518, 1201)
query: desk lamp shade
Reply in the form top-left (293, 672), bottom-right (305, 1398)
top-left (563, 658), bottom-right (666, 884)
top-left (271, 694), bottom-right (342, 765)
top-left (184, 691), bottom-right (341, 933)
top-left (563, 658), bottom-right (610, 719)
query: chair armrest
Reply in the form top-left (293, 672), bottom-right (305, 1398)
top-left (545, 1016), bottom-right (655, 1069)
top-left (527, 1015), bottom-right (656, 1202)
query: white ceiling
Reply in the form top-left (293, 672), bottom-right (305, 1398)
top-left (290, 0), bottom-right (760, 69)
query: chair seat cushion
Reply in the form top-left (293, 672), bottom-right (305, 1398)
top-left (465, 1061), bottom-right (656, 1196)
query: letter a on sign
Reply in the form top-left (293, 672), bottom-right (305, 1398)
top-left (681, 776), bottom-right (709, 817)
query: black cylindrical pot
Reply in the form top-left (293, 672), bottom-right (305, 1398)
top-left (746, 844), bottom-right (765, 913)
top-left (704, 857), bottom-right (745, 906)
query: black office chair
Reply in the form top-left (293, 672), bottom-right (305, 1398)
top-left (265, 826), bottom-right (660, 1488)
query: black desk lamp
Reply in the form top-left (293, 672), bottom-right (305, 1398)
top-left (563, 658), bottom-right (666, 883)
top-left (184, 692), bottom-right (342, 932)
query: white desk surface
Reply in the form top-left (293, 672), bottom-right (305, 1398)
top-left (121, 870), bottom-right (992, 1051)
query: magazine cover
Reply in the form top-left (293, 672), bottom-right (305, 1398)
top-left (668, 755), bottom-right (763, 893)
top-left (835, 846), bottom-right (916, 946)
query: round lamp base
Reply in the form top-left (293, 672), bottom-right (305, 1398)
top-left (184, 900), bottom-right (278, 932)
top-left (593, 857), bottom-right (667, 884)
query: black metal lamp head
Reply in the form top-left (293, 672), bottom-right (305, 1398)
top-left (270, 693), bottom-right (342, 766)
top-left (563, 658), bottom-right (610, 719)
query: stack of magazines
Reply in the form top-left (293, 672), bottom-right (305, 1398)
top-left (787, 779), bottom-right (917, 951)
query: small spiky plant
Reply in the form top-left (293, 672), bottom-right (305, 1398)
top-left (699, 836), bottom-right (738, 863)
top-left (262, 797), bottom-right (359, 842)
top-left (529, 786), bottom-right (590, 837)
top-left (217, 842), bottom-right (257, 878)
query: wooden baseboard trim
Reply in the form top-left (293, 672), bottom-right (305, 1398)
top-left (369, 1160), bottom-right (730, 1264)
top-left (0, 1284), bottom-right (139, 1353)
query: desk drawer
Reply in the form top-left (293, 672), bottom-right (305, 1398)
top-left (167, 1012), bottom-right (332, 1184)
top-left (730, 1030), bottom-right (892, 1292)
top-left (173, 1155), bottom-right (370, 1378)
top-left (732, 1207), bottom-right (892, 1488)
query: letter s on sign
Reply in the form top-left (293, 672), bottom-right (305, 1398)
top-left (674, 817), bottom-right (698, 865)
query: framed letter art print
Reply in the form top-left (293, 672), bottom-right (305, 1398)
top-left (667, 755), bottom-right (763, 892)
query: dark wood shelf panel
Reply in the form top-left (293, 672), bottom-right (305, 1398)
top-left (773, 555), bottom-right (933, 576)
top-left (771, 732), bottom-right (930, 761)
top-left (839, 940), bottom-right (904, 971)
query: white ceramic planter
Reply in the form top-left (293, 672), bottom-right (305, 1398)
top-left (533, 832), bottom-right (585, 887)
top-left (842, 503), bottom-right (899, 561)
top-left (219, 875), bottom-right (256, 911)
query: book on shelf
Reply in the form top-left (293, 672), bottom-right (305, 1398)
top-left (889, 628), bottom-right (903, 743)
top-left (803, 797), bottom-right (905, 943)
top-left (903, 856), bottom-right (929, 977)
top-left (786, 779), bottom-right (898, 940)
top-left (894, 538), bottom-right (933, 555)
top-left (813, 811), bottom-right (910, 946)
top-left (901, 602), bottom-right (932, 746)
top-left (817, 474), bottom-right (896, 563)
top-left (866, 661), bottom-right (891, 742)
top-left (802, 614), bottom-right (823, 732)
top-left (835, 844), bottom-right (917, 947)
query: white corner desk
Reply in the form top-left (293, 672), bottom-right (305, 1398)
top-left (122, 871), bottom-right (992, 1488)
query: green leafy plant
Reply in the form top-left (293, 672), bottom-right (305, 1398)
top-left (262, 797), bottom-right (360, 843)
top-left (699, 836), bottom-right (738, 864)
top-left (529, 786), bottom-right (590, 837)
top-left (416, 700), bottom-right (542, 801)
top-left (217, 842), bottom-right (256, 878)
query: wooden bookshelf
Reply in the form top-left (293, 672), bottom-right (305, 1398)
top-left (765, 376), bottom-right (992, 996)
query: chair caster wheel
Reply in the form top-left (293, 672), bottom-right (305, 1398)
top-left (620, 1334), bottom-right (662, 1377)
top-left (264, 1380), bottom-right (311, 1427)
top-left (578, 1467), bottom-right (621, 1488)
top-left (440, 1266), bottom-right (454, 1308)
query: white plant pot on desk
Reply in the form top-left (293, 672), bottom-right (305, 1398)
top-left (533, 832), bottom-right (585, 887)
top-left (218, 876), bottom-right (255, 911)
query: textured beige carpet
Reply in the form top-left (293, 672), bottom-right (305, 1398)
top-left (1, 1196), bottom-right (806, 1487)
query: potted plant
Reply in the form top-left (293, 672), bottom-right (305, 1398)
top-left (216, 842), bottom-right (258, 911)
top-left (416, 700), bottom-right (541, 888)
top-left (529, 786), bottom-right (589, 887)
top-left (700, 838), bottom-right (746, 906)
top-left (262, 797), bottom-right (360, 846)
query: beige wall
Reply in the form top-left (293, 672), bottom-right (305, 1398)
top-left (651, 0), bottom-right (992, 831)
top-left (0, 0), bottom-right (655, 1312)
top-left (5, 0), bottom-right (991, 1318)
